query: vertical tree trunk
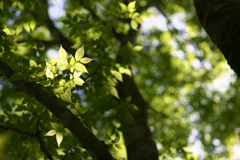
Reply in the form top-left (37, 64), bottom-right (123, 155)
top-left (194, 0), bottom-right (240, 77)
top-left (116, 28), bottom-right (158, 160)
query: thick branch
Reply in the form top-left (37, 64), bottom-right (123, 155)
top-left (194, 0), bottom-right (240, 77)
top-left (0, 58), bottom-right (115, 160)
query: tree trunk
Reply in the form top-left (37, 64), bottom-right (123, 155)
top-left (194, 0), bottom-right (240, 77)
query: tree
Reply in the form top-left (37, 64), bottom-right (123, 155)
top-left (0, 0), bottom-right (239, 159)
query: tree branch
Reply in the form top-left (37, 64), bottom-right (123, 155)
top-left (0, 57), bottom-right (115, 160)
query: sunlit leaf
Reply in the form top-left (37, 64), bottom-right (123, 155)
top-left (119, 2), bottom-right (127, 11)
top-left (23, 23), bottom-right (30, 33)
top-left (52, 65), bottom-right (57, 73)
top-left (59, 45), bottom-right (67, 61)
top-left (74, 78), bottom-right (85, 86)
top-left (131, 12), bottom-right (140, 19)
top-left (60, 89), bottom-right (72, 103)
top-left (17, 2), bottom-right (24, 10)
top-left (133, 46), bottom-right (143, 52)
top-left (70, 108), bottom-right (79, 115)
top-left (111, 70), bottom-right (123, 82)
top-left (46, 67), bottom-right (54, 79)
top-left (110, 86), bottom-right (119, 99)
top-left (75, 45), bottom-right (84, 61)
top-left (44, 129), bottom-right (56, 136)
top-left (60, 66), bottom-right (67, 70)
top-left (80, 57), bottom-right (93, 64)
top-left (49, 59), bottom-right (64, 66)
top-left (119, 67), bottom-right (132, 77)
top-left (74, 63), bottom-right (88, 73)
top-left (135, 17), bottom-right (144, 24)
top-left (29, 60), bottom-right (37, 67)
top-left (16, 25), bottom-right (22, 35)
top-left (30, 20), bottom-right (36, 31)
top-left (73, 71), bottom-right (82, 78)
top-left (131, 20), bottom-right (138, 30)
top-left (56, 132), bottom-right (63, 147)
top-left (128, 1), bottom-right (136, 12)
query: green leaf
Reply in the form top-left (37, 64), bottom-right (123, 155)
top-left (133, 46), bottom-right (143, 52)
top-left (49, 59), bottom-right (64, 66)
top-left (119, 2), bottom-right (127, 12)
top-left (58, 87), bottom-right (65, 94)
top-left (16, 25), bottom-right (23, 35)
top-left (66, 55), bottom-right (75, 65)
top-left (52, 65), bottom-right (57, 73)
top-left (74, 63), bottom-right (88, 73)
top-left (17, 2), bottom-right (24, 10)
top-left (80, 57), bottom-right (93, 64)
top-left (44, 129), bottom-right (57, 136)
top-left (73, 71), bottom-right (82, 78)
top-left (60, 89), bottom-right (72, 103)
top-left (70, 66), bottom-right (74, 72)
top-left (23, 23), bottom-right (30, 33)
top-left (39, 81), bottom-right (51, 86)
top-left (30, 20), bottom-right (36, 31)
top-left (59, 45), bottom-right (67, 61)
top-left (131, 20), bottom-right (138, 30)
top-left (135, 17), bottom-right (144, 24)
top-left (79, 107), bottom-right (89, 114)
top-left (112, 136), bottom-right (120, 143)
top-left (74, 78), bottom-right (85, 86)
top-left (46, 67), bottom-right (54, 79)
top-left (110, 86), bottom-right (119, 99)
top-left (128, 1), bottom-right (136, 12)
top-left (7, 62), bottom-right (21, 72)
top-left (111, 70), bottom-right (123, 82)
top-left (15, 104), bottom-right (28, 111)
top-left (12, 1), bottom-right (18, 9)
top-left (56, 132), bottom-right (63, 147)
top-left (105, 134), bottom-right (111, 140)
top-left (0, 0), bottom-right (3, 11)
top-left (70, 108), bottom-right (79, 115)
top-left (48, 110), bottom-right (53, 119)
top-left (30, 60), bottom-right (37, 67)
top-left (75, 100), bottom-right (81, 111)
top-left (119, 67), bottom-right (132, 77)
top-left (60, 66), bottom-right (67, 70)
top-left (114, 144), bottom-right (122, 150)
top-left (50, 122), bottom-right (61, 131)
top-left (131, 12), bottom-right (140, 19)
top-left (75, 45), bottom-right (84, 61)
top-left (9, 72), bottom-right (23, 81)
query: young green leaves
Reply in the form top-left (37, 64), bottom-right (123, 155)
top-left (118, 1), bottom-right (144, 30)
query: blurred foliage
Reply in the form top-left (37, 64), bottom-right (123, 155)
top-left (0, 0), bottom-right (239, 159)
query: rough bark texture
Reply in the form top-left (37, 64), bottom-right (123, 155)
top-left (194, 0), bottom-right (240, 77)
top-left (0, 58), bottom-right (115, 160)
top-left (116, 28), bottom-right (158, 160)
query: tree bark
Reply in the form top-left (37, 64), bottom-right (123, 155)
top-left (116, 28), bottom-right (158, 160)
top-left (194, 0), bottom-right (240, 77)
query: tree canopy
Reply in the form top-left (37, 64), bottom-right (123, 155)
top-left (0, 0), bottom-right (240, 159)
